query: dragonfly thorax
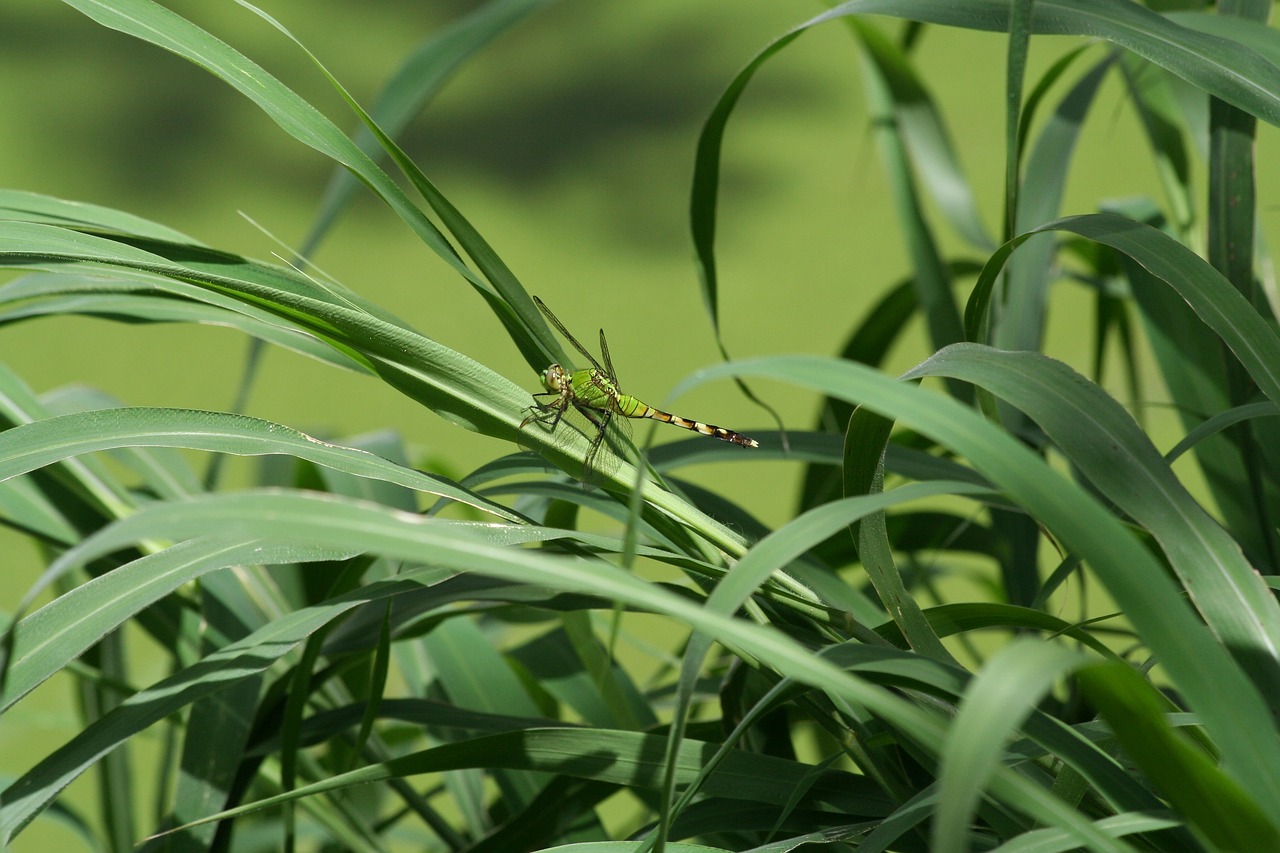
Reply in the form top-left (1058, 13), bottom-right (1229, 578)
top-left (521, 297), bottom-right (760, 483)
top-left (541, 363), bottom-right (569, 393)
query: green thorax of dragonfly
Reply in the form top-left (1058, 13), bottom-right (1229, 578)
top-left (540, 361), bottom-right (759, 448)
top-left (542, 363), bottom-right (644, 416)
top-left (528, 297), bottom-right (760, 452)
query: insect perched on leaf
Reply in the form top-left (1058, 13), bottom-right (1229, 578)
top-left (520, 296), bottom-right (758, 484)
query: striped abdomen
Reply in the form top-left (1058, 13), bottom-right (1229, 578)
top-left (633, 403), bottom-right (759, 448)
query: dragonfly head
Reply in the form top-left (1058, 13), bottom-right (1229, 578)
top-left (541, 363), bottom-right (568, 393)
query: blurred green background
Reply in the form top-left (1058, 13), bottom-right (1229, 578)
top-left (1, 1), bottom-right (1190, 508)
top-left (5, 1), bottom-right (1277, 846)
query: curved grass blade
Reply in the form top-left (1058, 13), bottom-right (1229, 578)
top-left (0, 406), bottom-right (521, 522)
top-left (0, 189), bottom-right (198, 243)
top-left (0, 359), bottom-right (136, 523)
top-left (57, 0), bottom-right (555, 368)
top-left (0, 538), bottom-right (341, 715)
top-left (233, 0), bottom-right (558, 371)
top-left (159, 727), bottom-right (892, 839)
top-left (0, 222), bottom-right (750, 556)
top-left (965, 213), bottom-right (1280, 408)
top-left (0, 568), bottom-right (437, 844)
top-left (1080, 661), bottom-right (1280, 852)
top-left (58, 0), bottom-right (474, 284)
top-left (646, 481), bottom-right (993, 848)
top-left (905, 344), bottom-right (1280, 695)
top-left (999, 55), bottom-right (1114, 353)
top-left (935, 641), bottom-right (1087, 853)
top-left (1, 490), bottom-right (1143, 848)
top-left (812, 0), bottom-right (1280, 125)
top-left (299, 0), bottom-right (556, 256)
top-left (0, 272), bottom-right (370, 373)
top-left (677, 354), bottom-right (1280, 818)
top-left (1164, 402), bottom-right (1280, 464)
top-left (849, 20), bottom-right (966, 357)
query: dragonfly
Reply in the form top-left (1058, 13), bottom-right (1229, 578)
top-left (520, 296), bottom-right (759, 484)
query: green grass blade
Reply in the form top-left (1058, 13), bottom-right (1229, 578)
top-left (862, 29), bottom-right (993, 251)
top-left (1081, 661), bottom-right (1280, 851)
top-left (851, 20), bottom-right (966, 355)
top-left (0, 189), bottom-right (198, 243)
top-left (966, 214), bottom-right (1280, 405)
top-left (986, 813), bottom-right (1184, 853)
top-left (907, 344), bottom-right (1280, 702)
top-left (170, 637), bottom-right (262, 851)
top-left (935, 641), bottom-right (1087, 853)
top-left (848, 466), bottom-right (959, 663)
top-left (689, 28), bottom-right (801, 338)
top-left (2, 490), bottom-right (1137, 848)
top-left (0, 568), bottom-right (433, 844)
top-left (0, 406), bottom-right (521, 522)
top-left (420, 617), bottom-right (545, 814)
top-left (54, 0), bottom-right (505, 314)
top-left (678, 354), bottom-right (1280, 818)
top-left (40, 386), bottom-right (203, 500)
top-left (1004, 0), bottom-right (1034, 241)
top-left (165, 727), bottom-right (894, 835)
top-left (813, 0), bottom-right (1280, 125)
top-left (882, 603), bottom-right (1119, 660)
top-left (1165, 402), bottom-right (1280, 464)
top-left (1115, 228), bottom-right (1267, 554)
top-left (0, 221), bottom-right (523, 433)
top-left (1204, 0), bottom-right (1275, 569)
top-left (651, 480), bottom-right (990, 847)
top-left (1120, 61), bottom-right (1197, 240)
top-left (0, 223), bottom-right (752, 554)
top-left (231, 0), bottom-right (556, 372)
top-left (0, 360), bottom-right (136, 522)
top-left (300, 0), bottom-right (555, 256)
top-left (0, 273), bottom-right (372, 374)
top-left (0, 474), bottom-right (79, 546)
top-left (999, 56), bottom-right (1112, 352)
top-left (0, 539), bottom-right (338, 716)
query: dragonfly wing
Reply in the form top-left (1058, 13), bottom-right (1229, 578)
top-left (581, 410), bottom-right (611, 488)
top-left (534, 296), bottom-right (604, 373)
top-left (581, 406), bottom-right (633, 488)
top-left (597, 328), bottom-right (622, 391)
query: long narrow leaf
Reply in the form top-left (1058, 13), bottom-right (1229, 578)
top-left (678, 354), bottom-right (1280, 818)
top-left (0, 407), bottom-right (521, 522)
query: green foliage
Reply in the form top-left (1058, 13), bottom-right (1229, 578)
top-left (3, 1), bottom-right (1280, 851)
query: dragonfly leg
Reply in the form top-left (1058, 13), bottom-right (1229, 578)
top-left (579, 406), bottom-right (611, 486)
top-left (520, 389), bottom-right (572, 432)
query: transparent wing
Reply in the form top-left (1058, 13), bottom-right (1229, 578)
top-left (597, 328), bottom-right (622, 391)
top-left (521, 398), bottom-right (629, 488)
top-left (582, 408), bottom-right (632, 489)
top-left (533, 296), bottom-right (604, 373)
